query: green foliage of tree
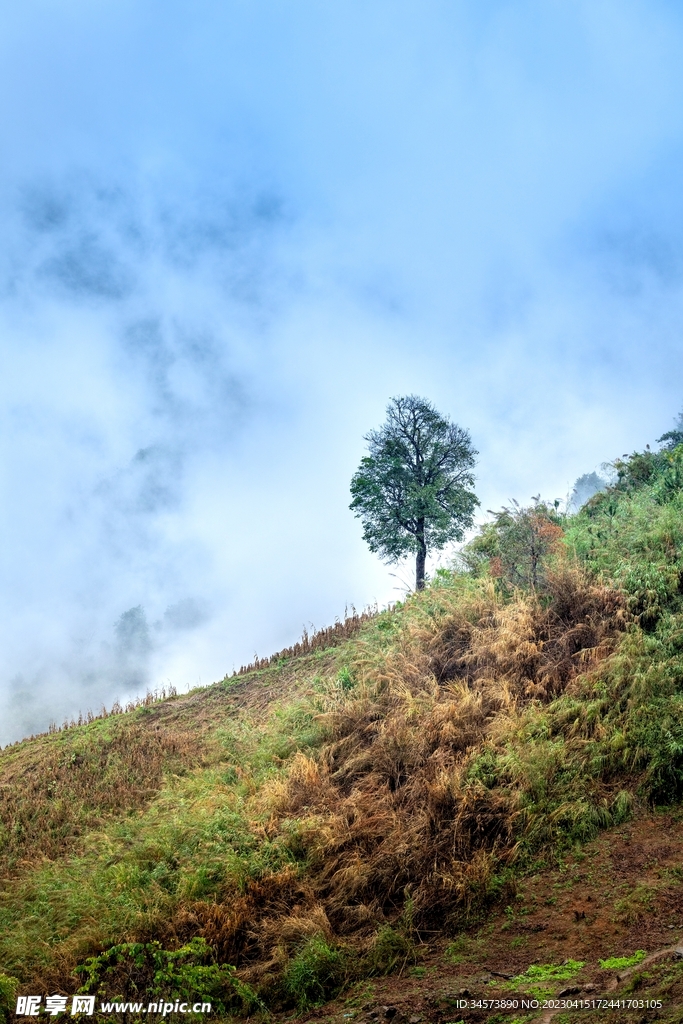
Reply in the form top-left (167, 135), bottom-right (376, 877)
top-left (611, 449), bottom-right (666, 492)
top-left (350, 395), bottom-right (478, 590)
top-left (608, 406), bottom-right (683, 495)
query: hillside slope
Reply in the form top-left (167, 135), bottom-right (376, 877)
top-left (4, 445), bottom-right (683, 1021)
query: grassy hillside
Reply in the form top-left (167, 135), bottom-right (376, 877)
top-left (4, 444), bottom-right (683, 1020)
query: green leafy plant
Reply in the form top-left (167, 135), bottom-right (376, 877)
top-left (0, 974), bottom-right (18, 1024)
top-left (599, 950), bottom-right (647, 970)
top-left (444, 936), bottom-right (469, 965)
top-left (337, 666), bottom-right (355, 691)
top-left (508, 960), bottom-right (585, 998)
top-left (511, 960), bottom-right (585, 983)
top-left (75, 938), bottom-right (261, 1014)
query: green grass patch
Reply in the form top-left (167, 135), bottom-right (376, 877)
top-left (364, 926), bottom-right (415, 976)
top-left (283, 936), bottom-right (347, 1010)
top-left (507, 960), bottom-right (586, 999)
top-left (613, 884), bottom-right (657, 925)
top-left (510, 959), bottom-right (586, 984)
top-left (599, 950), bottom-right (647, 970)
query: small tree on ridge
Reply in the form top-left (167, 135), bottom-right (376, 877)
top-left (349, 395), bottom-right (479, 590)
top-left (488, 499), bottom-right (564, 590)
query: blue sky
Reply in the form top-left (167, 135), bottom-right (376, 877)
top-left (2, 0), bottom-right (683, 742)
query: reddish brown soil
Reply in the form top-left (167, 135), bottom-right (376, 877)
top-left (280, 810), bottom-right (683, 1024)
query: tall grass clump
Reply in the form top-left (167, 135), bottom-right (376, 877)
top-left (282, 936), bottom-right (347, 1010)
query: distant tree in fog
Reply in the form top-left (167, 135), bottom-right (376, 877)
top-left (568, 471), bottom-right (609, 513)
top-left (657, 409), bottom-right (683, 451)
top-left (113, 606), bottom-right (151, 690)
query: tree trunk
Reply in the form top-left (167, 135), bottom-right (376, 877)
top-left (415, 521), bottom-right (427, 591)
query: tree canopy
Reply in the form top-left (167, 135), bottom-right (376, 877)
top-left (349, 395), bottom-right (478, 590)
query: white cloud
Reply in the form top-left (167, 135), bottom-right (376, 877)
top-left (3, 0), bottom-right (683, 742)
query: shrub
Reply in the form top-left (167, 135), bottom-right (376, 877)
top-left (462, 499), bottom-right (564, 591)
top-left (364, 926), bottom-right (415, 975)
top-left (75, 938), bottom-right (260, 1015)
top-left (0, 974), bottom-right (18, 1024)
top-left (282, 936), bottom-right (347, 1009)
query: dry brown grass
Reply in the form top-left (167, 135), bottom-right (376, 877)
top-left (147, 567), bottom-right (629, 985)
top-left (424, 567), bottom-right (627, 700)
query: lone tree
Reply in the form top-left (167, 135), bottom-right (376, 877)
top-left (350, 395), bottom-right (479, 591)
